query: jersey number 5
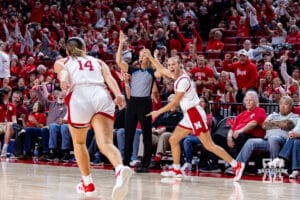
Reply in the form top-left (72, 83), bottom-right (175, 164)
top-left (78, 60), bottom-right (94, 71)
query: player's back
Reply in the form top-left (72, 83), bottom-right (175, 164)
top-left (64, 55), bottom-right (105, 89)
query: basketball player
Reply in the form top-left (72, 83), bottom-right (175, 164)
top-left (145, 52), bottom-right (245, 181)
top-left (54, 37), bottom-right (132, 199)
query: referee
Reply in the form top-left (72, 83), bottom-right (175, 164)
top-left (116, 31), bottom-right (160, 172)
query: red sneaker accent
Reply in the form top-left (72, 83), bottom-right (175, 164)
top-left (233, 162), bottom-right (245, 182)
top-left (154, 156), bottom-right (161, 162)
top-left (161, 168), bottom-right (183, 177)
top-left (115, 169), bottom-right (121, 178)
top-left (77, 179), bottom-right (96, 197)
top-left (233, 162), bottom-right (241, 174)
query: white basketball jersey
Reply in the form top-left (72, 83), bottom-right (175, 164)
top-left (63, 55), bottom-right (106, 91)
top-left (174, 73), bottom-right (200, 111)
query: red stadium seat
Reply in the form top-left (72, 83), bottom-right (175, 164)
top-left (223, 37), bottom-right (238, 44)
top-left (224, 30), bottom-right (237, 37)
top-left (223, 44), bottom-right (238, 52)
top-left (206, 52), bottom-right (222, 59)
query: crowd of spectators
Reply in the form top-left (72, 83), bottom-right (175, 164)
top-left (0, 0), bottom-right (300, 177)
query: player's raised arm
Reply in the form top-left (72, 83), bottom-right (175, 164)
top-left (147, 91), bottom-right (184, 120)
top-left (116, 30), bottom-right (129, 73)
top-left (144, 49), bottom-right (174, 79)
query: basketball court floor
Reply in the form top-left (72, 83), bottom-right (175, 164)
top-left (1, 159), bottom-right (300, 200)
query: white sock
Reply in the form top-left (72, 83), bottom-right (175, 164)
top-left (82, 174), bottom-right (93, 185)
top-left (173, 164), bottom-right (180, 170)
top-left (1, 144), bottom-right (8, 154)
top-left (230, 160), bottom-right (237, 168)
top-left (115, 164), bottom-right (124, 175)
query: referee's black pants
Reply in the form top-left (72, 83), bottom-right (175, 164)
top-left (124, 97), bottom-right (152, 168)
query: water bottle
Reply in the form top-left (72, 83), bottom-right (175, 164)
top-left (33, 143), bottom-right (39, 162)
top-left (194, 157), bottom-right (200, 173)
top-left (191, 156), bottom-right (197, 171)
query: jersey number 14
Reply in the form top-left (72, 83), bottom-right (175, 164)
top-left (78, 60), bottom-right (94, 71)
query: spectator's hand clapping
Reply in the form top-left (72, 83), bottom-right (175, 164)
top-left (227, 137), bottom-right (235, 148)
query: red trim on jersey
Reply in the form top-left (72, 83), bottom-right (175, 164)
top-left (187, 107), bottom-right (208, 136)
top-left (64, 56), bottom-right (70, 65)
top-left (64, 91), bottom-right (73, 125)
top-left (69, 122), bottom-right (89, 128)
top-left (175, 76), bottom-right (191, 92)
top-left (178, 124), bottom-right (192, 130)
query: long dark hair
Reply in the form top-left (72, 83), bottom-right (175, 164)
top-left (199, 96), bottom-right (210, 114)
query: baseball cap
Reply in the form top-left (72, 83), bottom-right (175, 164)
top-left (238, 49), bottom-right (248, 56)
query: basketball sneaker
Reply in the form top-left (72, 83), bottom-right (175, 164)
top-left (76, 179), bottom-right (97, 197)
top-left (161, 168), bottom-right (183, 177)
top-left (180, 163), bottom-right (192, 171)
top-left (233, 162), bottom-right (245, 182)
top-left (112, 166), bottom-right (132, 200)
top-left (289, 170), bottom-right (300, 179)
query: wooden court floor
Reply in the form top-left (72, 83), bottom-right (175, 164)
top-left (1, 160), bottom-right (300, 200)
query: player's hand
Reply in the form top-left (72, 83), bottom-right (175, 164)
top-left (60, 81), bottom-right (70, 92)
top-left (114, 95), bottom-right (126, 110)
top-left (146, 110), bottom-right (161, 120)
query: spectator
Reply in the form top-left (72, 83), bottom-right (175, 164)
top-left (252, 38), bottom-right (274, 63)
top-left (235, 96), bottom-right (298, 177)
top-left (265, 21), bottom-right (287, 46)
top-left (0, 41), bottom-right (10, 81)
top-left (0, 87), bottom-right (17, 157)
top-left (213, 91), bottom-right (267, 159)
top-left (236, 0), bottom-right (261, 36)
top-left (223, 51), bottom-right (259, 102)
top-left (240, 40), bottom-right (254, 59)
top-left (268, 119), bottom-right (300, 179)
top-left (19, 101), bottom-right (47, 159)
top-left (166, 21), bottom-right (186, 52)
top-left (206, 28), bottom-right (224, 52)
top-left (35, 86), bottom-right (69, 161)
top-left (7, 90), bottom-right (30, 156)
top-left (189, 55), bottom-right (215, 96)
top-left (285, 25), bottom-right (300, 45)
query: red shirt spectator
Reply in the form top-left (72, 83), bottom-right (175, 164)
top-left (0, 103), bottom-right (16, 122)
top-left (231, 107), bottom-right (266, 138)
top-left (26, 112), bottom-right (46, 127)
top-left (286, 25), bottom-right (300, 44)
top-left (206, 28), bottom-right (224, 52)
top-left (236, 17), bottom-right (250, 37)
top-left (167, 22), bottom-right (186, 52)
top-left (30, 0), bottom-right (44, 23)
top-left (223, 51), bottom-right (258, 91)
top-left (190, 55), bottom-right (215, 95)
